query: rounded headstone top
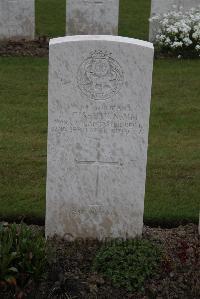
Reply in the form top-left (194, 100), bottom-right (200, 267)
top-left (49, 35), bottom-right (154, 50)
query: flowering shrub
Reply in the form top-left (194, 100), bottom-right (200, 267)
top-left (150, 6), bottom-right (200, 58)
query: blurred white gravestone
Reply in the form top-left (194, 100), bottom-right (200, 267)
top-left (67, 0), bottom-right (119, 35)
top-left (0, 0), bottom-right (35, 40)
top-left (149, 0), bottom-right (199, 41)
top-left (46, 35), bottom-right (154, 240)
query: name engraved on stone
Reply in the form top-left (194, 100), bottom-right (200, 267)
top-left (77, 50), bottom-right (124, 100)
top-left (51, 103), bottom-right (143, 136)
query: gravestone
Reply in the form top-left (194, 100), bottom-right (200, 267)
top-left (46, 35), bottom-right (154, 240)
top-left (149, 0), bottom-right (199, 42)
top-left (67, 0), bottom-right (119, 35)
top-left (0, 0), bottom-right (35, 40)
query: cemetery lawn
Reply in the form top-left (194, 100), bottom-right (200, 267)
top-left (0, 57), bottom-right (199, 225)
top-left (36, 0), bottom-right (151, 40)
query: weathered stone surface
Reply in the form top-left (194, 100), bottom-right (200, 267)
top-left (149, 0), bottom-right (199, 41)
top-left (0, 0), bottom-right (35, 40)
top-left (46, 35), bottom-right (154, 240)
top-left (67, 0), bottom-right (119, 35)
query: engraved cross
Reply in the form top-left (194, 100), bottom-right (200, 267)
top-left (75, 141), bottom-right (123, 198)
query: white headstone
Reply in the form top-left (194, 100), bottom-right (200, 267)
top-left (46, 35), bottom-right (154, 240)
top-left (149, 0), bottom-right (199, 41)
top-left (0, 0), bottom-right (35, 40)
top-left (67, 0), bottom-right (119, 35)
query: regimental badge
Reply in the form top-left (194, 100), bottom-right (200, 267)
top-left (77, 50), bottom-right (124, 100)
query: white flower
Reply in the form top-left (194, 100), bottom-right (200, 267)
top-left (159, 34), bottom-right (166, 41)
top-left (153, 6), bottom-right (200, 56)
top-left (171, 41), bottom-right (183, 48)
top-left (192, 29), bottom-right (200, 40)
top-left (183, 38), bottom-right (192, 46)
top-left (164, 37), bottom-right (172, 46)
top-left (166, 25), bottom-right (178, 34)
top-left (195, 45), bottom-right (200, 51)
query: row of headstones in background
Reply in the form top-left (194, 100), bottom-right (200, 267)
top-left (0, 0), bottom-right (119, 40)
top-left (1, 0), bottom-right (200, 42)
top-left (67, 0), bottom-right (119, 35)
top-left (149, 0), bottom-right (199, 42)
top-left (0, 0), bottom-right (35, 40)
top-left (45, 36), bottom-right (154, 240)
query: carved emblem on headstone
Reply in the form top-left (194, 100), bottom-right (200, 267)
top-left (77, 50), bottom-right (124, 100)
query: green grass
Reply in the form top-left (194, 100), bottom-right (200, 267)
top-left (0, 58), bottom-right (48, 219)
top-left (36, 0), bottom-right (66, 38)
top-left (35, 0), bottom-right (151, 40)
top-left (0, 0), bottom-right (199, 224)
top-left (119, 0), bottom-right (151, 40)
top-left (145, 59), bottom-right (200, 224)
top-left (0, 58), bottom-right (199, 223)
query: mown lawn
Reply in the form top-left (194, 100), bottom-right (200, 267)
top-left (0, 58), bottom-right (48, 220)
top-left (36, 0), bottom-right (66, 38)
top-left (146, 59), bottom-right (200, 224)
top-left (0, 0), bottom-right (199, 224)
top-left (0, 58), bottom-right (199, 224)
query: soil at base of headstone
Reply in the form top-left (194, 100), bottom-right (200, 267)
top-left (0, 223), bottom-right (199, 299)
top-left (0, 38), bottom-right (49, 57)
top-left (1, 40), bottom-right (198, 60)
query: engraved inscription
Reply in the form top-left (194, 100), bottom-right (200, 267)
top-left (70, 205), bottom-right (110, 217)
top-left (51, 104), bottom-right (144, 136)
top-left (69, 205), bottom-right (139, 218)
top-left (77, 50), bottom-right (124, 100)
top-left (83, 0), bottom-right (104, 4)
